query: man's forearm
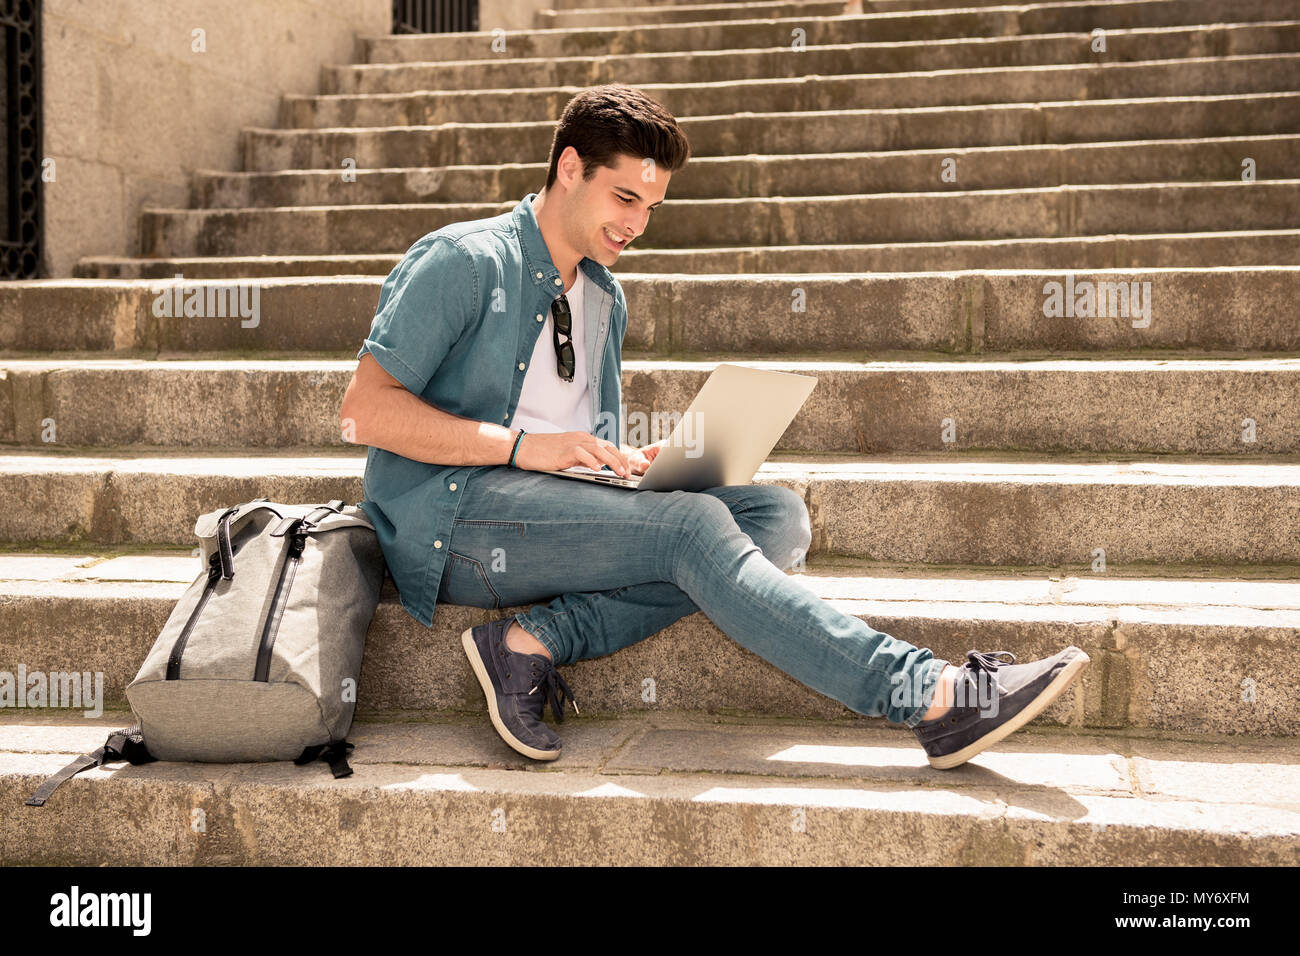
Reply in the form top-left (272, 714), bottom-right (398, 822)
top-left (344, 386), bottom-right (517, 467)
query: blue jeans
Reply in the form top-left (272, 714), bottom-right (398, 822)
top-left (436, 464), bottom-right (947, 727)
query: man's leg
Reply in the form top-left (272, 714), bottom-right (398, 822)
top-left (441, 465), bottom-right (946, 726)
top-left (441, 479), bottom-right (808, 663)
top-left (509, 482), bottom-right (811, 663)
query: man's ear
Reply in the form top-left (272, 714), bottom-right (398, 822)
top-left (556, 146), bottom-right (586, 189)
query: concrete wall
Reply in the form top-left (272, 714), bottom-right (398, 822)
top-left (42, 0), bottom-right (390, 277)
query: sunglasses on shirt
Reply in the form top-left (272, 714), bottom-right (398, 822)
top-left (550, 292), bottom-right (576, 382)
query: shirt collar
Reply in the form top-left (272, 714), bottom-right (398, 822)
top-left (513, 192), bottom-right (617, 297)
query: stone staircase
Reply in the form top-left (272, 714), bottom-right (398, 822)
top-left (2, 0), bottom-right (1299, 864)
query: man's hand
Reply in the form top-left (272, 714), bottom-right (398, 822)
top-left (621, 438), bottom-right (668, 476)
top-left (514, 431), bottom-right (634, 477)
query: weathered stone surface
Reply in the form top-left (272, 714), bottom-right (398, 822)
top-left (1, 556), bottom-right (1295, 734)
top-left (3, 714), bottom-right (1297, 865)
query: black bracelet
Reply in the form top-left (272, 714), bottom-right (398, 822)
top-left (508, 428), bottom-right (526, 468)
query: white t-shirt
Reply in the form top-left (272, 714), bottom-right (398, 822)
top-left (510, 269), bottom-right (590, 434)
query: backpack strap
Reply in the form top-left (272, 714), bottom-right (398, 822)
top-left (294, 739), bottom-right (354, 779)
top-left (25, 726), bottom-right (155, 807)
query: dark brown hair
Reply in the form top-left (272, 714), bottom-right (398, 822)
top-left (543, 84), bottom-right (691, 191)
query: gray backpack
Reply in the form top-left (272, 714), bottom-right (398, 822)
top-left (26, 498), bottom-right (387, 806)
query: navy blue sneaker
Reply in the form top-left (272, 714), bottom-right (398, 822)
top-left (913, 646), bottom-right (1090, 770)
top-left (461, 617), bottom-right (578, 761)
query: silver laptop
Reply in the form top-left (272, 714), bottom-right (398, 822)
top-left (541, 364), bottom-right (817, 492)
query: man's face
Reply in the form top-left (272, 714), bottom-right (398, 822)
top-left (557, 148), bottom-right (669, 265)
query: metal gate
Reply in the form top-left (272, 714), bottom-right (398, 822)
top-left (0, 0), bottom-right (41, 279)
top-left (392, 0), bottom-right (479, 34)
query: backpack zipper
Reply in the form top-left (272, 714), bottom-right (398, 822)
top-left (253, 523), bottom-right (307, 682)
top-left (165, 553), bottom-right (222, 680)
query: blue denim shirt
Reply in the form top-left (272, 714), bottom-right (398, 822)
top-left (354, 193), bottom-right (627, 627)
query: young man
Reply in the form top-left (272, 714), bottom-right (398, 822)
top-left (340, 85), bottom-right (1089, 770)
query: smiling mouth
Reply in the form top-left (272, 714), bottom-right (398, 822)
top-left (602, 227), bottom-right (630, 249)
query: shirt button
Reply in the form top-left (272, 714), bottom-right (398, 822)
top-left (434, 540), bottom-right (443, 549)
top-left (553, 277), bottom-right (562, 286)
top-left (536, 314), bottom-right (544, 322)
top-left (502, 414), bottom-right (508, 421)
top-left (449, 482), bottom-right (457, 491)
top-left (535, 271), bottom-right (542, 278)
top-left (518, 362), bottom-right (525, 370)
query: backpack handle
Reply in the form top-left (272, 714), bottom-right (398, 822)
top-left (215, 505), bottom-right (241, 580)
top-left (270, 500), bottom-right (346, 538)
top-left (302, 500), bottom-right (345, 528)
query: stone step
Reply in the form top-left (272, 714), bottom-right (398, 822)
top-left (544, 0), bottom-right (725, 8)
top-left (3, 714), bottom-right (1298, 864)
top-left (1, 554), bottom-right (1297, 733)
top-left (321, 21), bottom-right (1300, 94)
top-left (191, 135), bottom-right (1300, 208)
top-left (368, 0), bottom-right (1296, 63)
top-left (540, 1), bottom-right (855, 28)
top-left (0, 451), bottom-right (1296, 566)
top-left (73, 230), bottom-right (1300, 278)
top-left (542, 0), bottom-right (1137, 27)
top-left (856, 0), bottom-right (1076, 10)
top-left (543, 0), bottom-right (709, 7)
top-left (242, 92), bottom-right (1300, 172)
top-left (3, 356), bottom-right (1300, 455)
top-left (17, 269), bottom-right (1300, 353)
top-left (139, 180), bottom-right (1300, 257)
top-left (282, 54), bottom-right (1300, 128)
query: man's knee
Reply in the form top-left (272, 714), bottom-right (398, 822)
top-left (714, 484), bottom-right (811, 570)
top-left (671, 486), bottom-right (811, 569)
top-left (677, 489), bottom-right (736, 529)
top-left (763, 485), bottom-right (812, 570)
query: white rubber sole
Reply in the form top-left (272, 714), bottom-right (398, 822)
top-left (925, 649), bottom-right (1091, 770)
top-left (461, 626), bottom-right (561, 762)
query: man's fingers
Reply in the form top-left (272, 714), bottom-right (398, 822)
top-left (574, 448), bottom-right (602, 472)
top-left (595, 446), bottom-right (630, 477)
top-left (593, 439), bottom-right (630, 476)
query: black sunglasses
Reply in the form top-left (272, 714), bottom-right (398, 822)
top-left (550, 293), bottom-right (575, 382)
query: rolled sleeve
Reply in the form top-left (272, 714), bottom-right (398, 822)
top-left (357, 234), bottom-right (480, 396)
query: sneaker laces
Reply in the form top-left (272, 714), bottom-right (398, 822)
top-left (961, 649), bottom-right (1016, 697)
top-left (528, 657), bottom-right (579, 723)
top-left (965, 649), bottom-right (1015, 673)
